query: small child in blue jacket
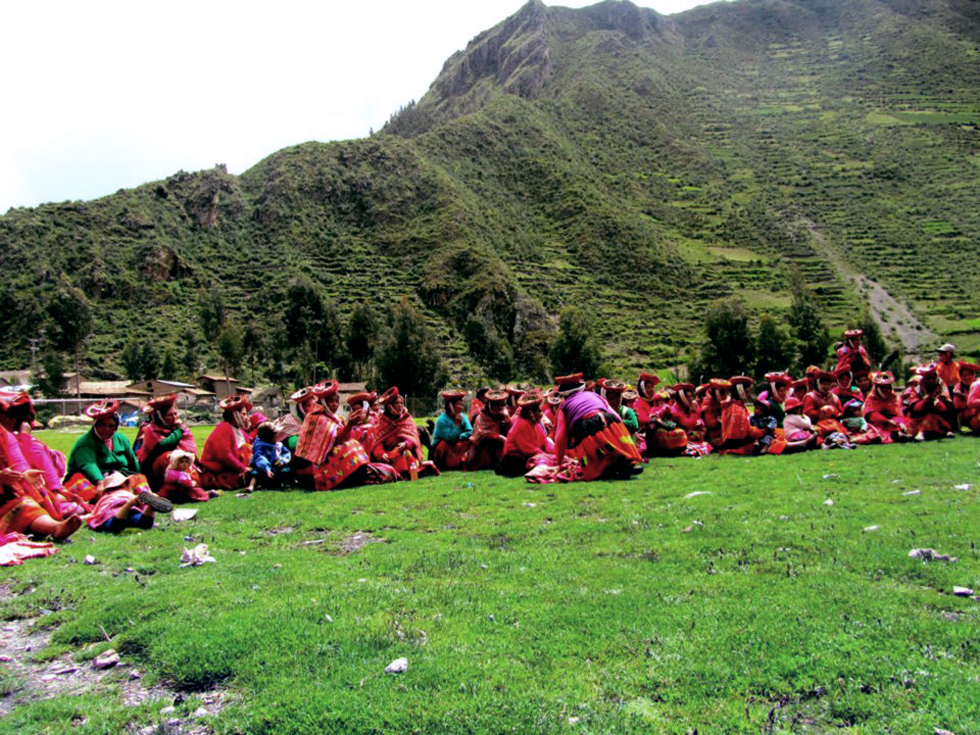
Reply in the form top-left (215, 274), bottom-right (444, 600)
top-left (247, 422), bottom-right (292, 490)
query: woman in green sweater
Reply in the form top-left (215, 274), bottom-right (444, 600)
top-left (63, 401), bottom-right (171, 533)
top-left (64, 401), bottom-right (140, 499)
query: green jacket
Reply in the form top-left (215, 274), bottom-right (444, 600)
top-left (618, 405), bottom-right (639, 434)
top-left (65, 429), bottom-right (139, 484)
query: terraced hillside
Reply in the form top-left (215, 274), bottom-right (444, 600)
top-left (0, 0), bottom-right (977, 387)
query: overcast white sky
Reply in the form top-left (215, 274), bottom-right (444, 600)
top-left (1, 0), bottom-right (716, 213)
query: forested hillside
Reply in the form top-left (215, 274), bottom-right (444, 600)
top-left (1, 0), bottom-right (977, 390)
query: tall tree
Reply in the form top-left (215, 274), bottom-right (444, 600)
top-left (217, 321), bottom-right (244, 383)
top-left (550, 307), bottom-right (603, 379)
top-left (160, 348), bottom-right (178, 381)
top-left (46, 274), bottom-right (93, 409)
top-left (346, 302), bottom-right (380, 382)
top-left (787, 270), bottom-right (831, 371)
top-left (198, 288), bottom-right (225, 337)
top-left (754, 314), bottom-right (794, 379)
top-left (688, 298), bottom-right (755, 382)
top-left (120, 339), bottom-right (161, 381)
top-left (284, 278), bottom-right (344, 382)
top-left (462, 317), bottom-right (515, 382)
top-left (374, 297), bottom-right (447, 403)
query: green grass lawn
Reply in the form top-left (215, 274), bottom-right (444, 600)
top-left (2, 433), bottom-right (979, 734)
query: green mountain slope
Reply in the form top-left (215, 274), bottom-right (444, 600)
top-left (1, 0), bottom-right (978, 385)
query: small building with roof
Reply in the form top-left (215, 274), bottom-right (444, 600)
top-left (197, 374), bottom-right (253, 402)
top-left (127, 379), bottom-right (215, 406)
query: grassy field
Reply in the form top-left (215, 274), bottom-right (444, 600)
top-left (1, 431), bottom-right (978, 734)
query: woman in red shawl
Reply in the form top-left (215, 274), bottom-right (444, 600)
top-left (345, 391), bottom-right (379, 448)
top-left (953, 361), bottom-right (979, 433)
top-left (668, 383), bottom-right (704, 440)
top-left (368, 387), bottom-right (438, 480)
top-left (632, 373), bottom-right (661, 432)
top-left (906, 364), bottom-right (954, 441)
top-left (646, 389), bottom-right (689, 456)
top-left (295, 380), bottom-right (375, 490)
top-left (861, 371), bottom-right (907, 442)
top-left (0, 465), bottom-right (82, 540)
top-left (832, 367), bottom-right (862, 404)
top-left (466, 390), bottom-right (511, 471)
top-left (835, 329), bottom-right (871, 375)
top-left (200, 395), bottom-right (253, 490)
top-left (852, 369), bottom-right (873, 401)
top-left (719, 376), bottom-right (770, 455)
top-left (497, 391), bottom-right (555, 477)
top-left (136, 394), bottom-right (207, 500)
top-left (803, 371), bottom-right (843, 423)
top-left (700, 379), bottom-right (728, 450)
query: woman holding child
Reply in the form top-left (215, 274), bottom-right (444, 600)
top-left (136, 394), bottom-right (206, 499)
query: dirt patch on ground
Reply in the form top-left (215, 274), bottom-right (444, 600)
top-left (0, 591), bottom-right (231, 732)
top-left (338, 532), bottom-right (385, 555)
top-left (263, 525), bottom-right (295, 537)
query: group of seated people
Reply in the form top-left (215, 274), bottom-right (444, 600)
top-left (0, 380), bottom-right (445, 550)
top-left (428, 333), bottom-right (980, 473)
top-left (0, 330), bottom-right (976, 553)
top-left (430, 374), bottom-right (645, 482)
top-left (0, 392), bottom-right (175, 556)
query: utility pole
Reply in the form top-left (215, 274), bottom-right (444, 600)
top-left (27, 337), bottom-right (40, 377)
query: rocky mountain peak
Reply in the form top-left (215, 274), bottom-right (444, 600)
top-left (428, 0), bottom-right (551, 110)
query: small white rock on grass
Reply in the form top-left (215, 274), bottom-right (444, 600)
top-left (92, 650), bottom-right (119, 670)
top-left (864, 525), bottom-right (880, 532)
top-left (385, 657), bottom-right (408, 674)
top-left (952, 587), bottom-right (974, 597)
top-left (684, 491), bottom-right (711, 498)
top-left (823, 498), bottom-right (834, 506)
